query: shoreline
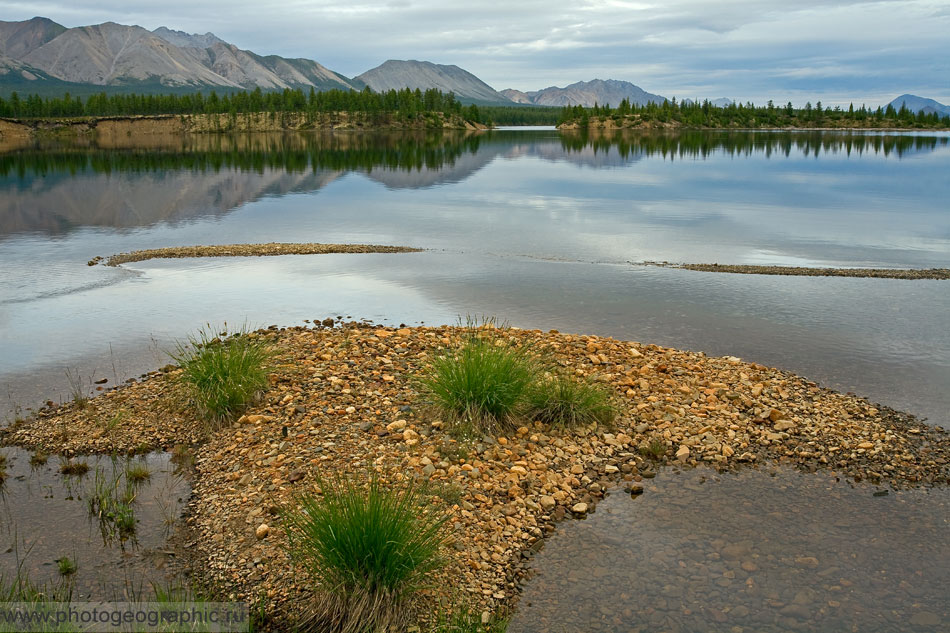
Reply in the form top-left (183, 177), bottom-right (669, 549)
top-left (639, 262), bottom-right (950, 280)
top-left (95, 242), bottom-right (423, 267)
top-left (2, 322), bottom-right (947, 628)
top-left (0, 112), bottom-right (488, 141)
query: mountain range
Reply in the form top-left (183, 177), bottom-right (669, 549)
top-left (0, 17), bottom-right (359, 93)
top-left (0, 17), bottom-right (670, 107)
top-left (0, 17), bottom-right (944, 114)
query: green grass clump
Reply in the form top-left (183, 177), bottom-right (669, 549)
top-left (428, 602), bottom-right (508, 633)
top-left (87, 466), bottom-right (137, 539)
top-left (55, 557), bottom-right (77, 577)
top-left (418, 335), bottom-right (540, 434)
top-left (125, 462), bottom-right (151, 484)
top-left (639, 436), bottom-right (667, 460)
top-left (525, 373), bottom-right (617, 429)
top-left (172, 327), bottom-right (271, 423)
top-left (282, 475), bottom-right (448, 631)
top-left (59, 459), bottom-right (89, 476)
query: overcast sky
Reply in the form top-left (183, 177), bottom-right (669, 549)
top-left (2, 0), bottom-right (948, 106)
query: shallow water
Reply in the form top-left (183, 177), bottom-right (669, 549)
top-left (0, 447), bottom-right (189, 598)
top-left (508, 466), bottom-right (950, 633)
top-left (1, 129), bottom-right (948, 425)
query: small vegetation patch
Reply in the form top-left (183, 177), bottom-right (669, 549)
top-left (525, 373), bottom-right (617, 429)
top-left (125, 461), bottom-right (151, 484)
top-left (59, 459), bottom-right (89, 476)
top-left (418, 332), bottom-right (541, 434)
top-left (87, 464), bottom-right (137, 539)
top-left (55, 557), bottom-right (77, 577)
top-left (639, 436), bottom-right (668, 460)
top-left (172, 326), bottom-right (272, 424)
top-left (419, 322), bottom-right (619, 435)
top-left (282, 475), bottom-right (448, 632)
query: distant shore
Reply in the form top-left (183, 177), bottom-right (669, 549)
top-left (0, 112), bottom-right (487, 141)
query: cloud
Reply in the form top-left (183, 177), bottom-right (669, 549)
top-left (0, 0), bottom-right (947, 105)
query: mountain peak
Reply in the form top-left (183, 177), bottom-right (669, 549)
top-left (152, 26), bottom-right (224, 49)
top-left (356, 59), bottom-right (509, 103)
top-left (888, 94), bottom-right (950, 116)
top-left (505, 79), bottom-right (666, 107)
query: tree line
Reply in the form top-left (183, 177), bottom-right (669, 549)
top-left (558, 98), bottom-right (950, 129)
top-left (0, 86), bottom-right (486, 124)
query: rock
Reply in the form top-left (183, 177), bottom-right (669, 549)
top-left (675, 446), bottom-right (690, 462)
top-left (571, 502), bottom-right (588, 515)
top-left (255, 524), bottom-right (270, 539)
top-left (386, 419), bottom-right (407, 432)
top-left (909, 612), bottom-right (940, 627)
top-left (794, 556), bottom-right (819, 568)
top-left (774, 421), bottom-right (795, 431)
top-left (629, 484), bottom-right (644, 496)
top-left (540, 495), bottom-right (556, 511)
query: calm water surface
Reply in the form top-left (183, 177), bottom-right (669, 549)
top-left (0, 129), bottom-right (948, 613)
top-left (1, 129), bottom-right (947, 424)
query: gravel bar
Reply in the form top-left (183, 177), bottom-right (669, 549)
top-left (96, 243), bottom-right (423, 266)
top-left (3, 323), bottom-right (947, 628)
top-left (666, 263), bottom-right (950, 280)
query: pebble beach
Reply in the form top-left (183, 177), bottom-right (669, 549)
top-left (3, 322), bottom-right (948, 627)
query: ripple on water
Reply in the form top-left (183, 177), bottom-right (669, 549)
top-left (0, 447), bottom-right (190, 599)
top-left (509, 466), bottom-right (949, 633)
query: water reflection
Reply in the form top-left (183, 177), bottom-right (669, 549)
top-left (2, 130), bottom-right (946, 236)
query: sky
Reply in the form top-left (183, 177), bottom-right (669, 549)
top-left (2, 0), bottom-right (948, 107)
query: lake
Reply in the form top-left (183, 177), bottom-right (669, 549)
top-left (0, 128), bottom-right (948, 627)
top-left (1, 129), bottom-right (948, 426)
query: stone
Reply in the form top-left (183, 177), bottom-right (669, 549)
top-left (571, 502), bottom-right (588, 515)
top-left (909, 612), bottom-right (940, 627)
top-left (675, 446), bottom-right (690, 462)
top-left (539, 495), bottom-right (556, 511)
top-left (255, 524), bottom-right (270, 539)
top-left (386, 419), bottom-right (407, 432)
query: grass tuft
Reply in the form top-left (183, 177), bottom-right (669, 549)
top-left (525, 373), bottom-right (617, 429)
top-left (639, 436), bottom-right (667, 460)
top-left (171, 326), bottom-right (271, 423)
top-left (428, 602), bottom-right (509, 633)
top-left (59, 459), bottom-right (89, 476)
top-left (125, 462), bottom-right (151, 484)
top-left (282, 475), bottom-right (448, 631)
top-left (418, 334), bottom-right (540, 435)
top-left (55, 557), bottom-right (77, 577)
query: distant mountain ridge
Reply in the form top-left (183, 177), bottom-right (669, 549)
top-left (500, 79), bottom-right (666, 107)
top-left (0, 16), bottom-right (359, 92)
top-left (888, 94), bottom-right (950, 116)
top-left (356, 60), bottom-right (510, 103)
